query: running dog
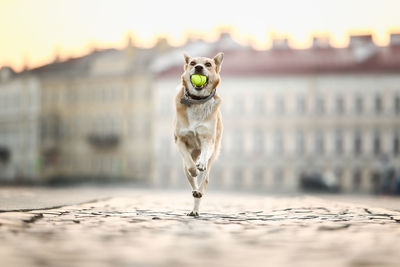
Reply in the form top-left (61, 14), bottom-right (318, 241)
top-left (174, 52), bottom-right (224, 217)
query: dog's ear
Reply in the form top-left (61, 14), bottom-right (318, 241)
top-left (183, 52), bottom-right (191, 64)
top-left (213, 52), bottom-right (224, 72)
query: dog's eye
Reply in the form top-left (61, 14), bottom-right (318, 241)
top-left (205, 62), bottom-right (212, 67)
top-left (190, 61), bottom-right (196, 66)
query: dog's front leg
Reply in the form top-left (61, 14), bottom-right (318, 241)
top-left (195, 135), bottom-right (214, 172)
top-left (191, 136), bottom-right (213, 196)
top-left (190, 168), bottom-right (212, 216)
top-left (188, 170), bottom-right (206, 217)
top-left (187, 135), bottom-right (213, 217)
top-left (176, 137), bottom-right (198, 178)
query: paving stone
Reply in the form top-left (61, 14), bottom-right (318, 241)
top-left (0, 191), bottom-right (400, 267)
top-left (0, 212), bottom-right (43, 226)
top-left (318, 223), bottom-right (351, 231)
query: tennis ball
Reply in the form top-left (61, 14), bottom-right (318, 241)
top-left (191, 74), bottom-right (207, 87)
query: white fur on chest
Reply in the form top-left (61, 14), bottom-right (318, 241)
top-left (186, 99), bottom-right (215, 131)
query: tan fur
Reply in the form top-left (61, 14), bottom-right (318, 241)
top-left (174, 52), bottom-right (224, 216)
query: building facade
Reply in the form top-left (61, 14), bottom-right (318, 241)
top-left (152, 34), bottom-right (400, 194)
top-left (32, 43), bottom-right (158, 182)
top-left (0, 68), bottom-right (41, 182)
top-left (1, 32), bottom-right (399, 194)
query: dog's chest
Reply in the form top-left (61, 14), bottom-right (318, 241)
top-left (186, 99), bottom-right (215, 130)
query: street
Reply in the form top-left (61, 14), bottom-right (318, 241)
top-left (0, 187), bottom-right (400, 267)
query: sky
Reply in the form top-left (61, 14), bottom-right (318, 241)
top-left (0, 0), bottom-right (399, 72)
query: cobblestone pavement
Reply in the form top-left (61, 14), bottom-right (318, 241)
top-left (1, 190), bottom-right (400, 267)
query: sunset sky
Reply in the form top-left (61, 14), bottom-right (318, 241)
top-left (0, 0), bottom-right (399, 72)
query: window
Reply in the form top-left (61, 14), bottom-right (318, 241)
top-left (274, 169), bottom-right (283, 188)
top-left (296, 129), bottom-right (304, 154)
top-left (234, 95), bottom-right (244, 115)
top-left (297, 95), bottom-right (306, 114)
top-left (335, 169), bottom-right (343, 190)
top-left (129, 116), bottom-right (136, 135)
top-left (335, 129), bottom-right (343, 155)
top-left (336, 95), bottom-right (345, 115)
top-left (66, 90), bottom-right (77, 104)
top-left (373, 131), bottom-right (381, 156)
top-left (160, 137), bottom-right (170, 157)
top-left (275, 95), bottom-right (285, 115)
top-left (160, 97), bottom-right (171, 117)
top-left (106, 118), bottom-right (115, 134)
top-left (12, 95), bottom-right (20, 108)
top-left (393, 132), bottom-right (399, 156)
top-left (0, 95), bottom-right (4, 111)
top-left (211, 167), bottom-right (223, 188)
top-left (143, 120), bottom-right (151, 136)
top-left (233, 167), bottom-right (243, 189)
top-left (375, 95), bottom-right (382, 115)
top-left (112, 87), bottom-right (122, 101)
top-left (253, 128), bottom-right (264, 155)
top-left (355, 96), bottom-right (363, 114)
top-left (354, 131), bottom-right (362, 155)
top-left (254, 96), bottom-right (264, 115)
top-left (51, 91), bottom-right (58, 103)
top-left (395, 96), bottom-right (400, 115)
top-left (253, 168), bottom-right (264, 189)
top-left (274, 129), bottom-right (283, 154)
top-left (315, 96), bottom-right (325, 114)
top-left (315, 130), bottom-right (324, 155)
top-left (353, 169), bottom-right (362, 192)
top-left (232, 130), bottom-right (243, 154)
top-left (60, 121), bottom-right (69, 139)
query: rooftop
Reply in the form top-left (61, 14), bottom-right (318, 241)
top-left (157, 34), bottom-right (400, 77)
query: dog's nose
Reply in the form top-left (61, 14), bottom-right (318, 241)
top-left (195, 65), bottom-right (203, 71)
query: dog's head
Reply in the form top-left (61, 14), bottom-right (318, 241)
top-left (181, 52), bottom-right (224, 97)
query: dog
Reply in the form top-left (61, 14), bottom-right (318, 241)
top-left (174, 52), bottom-right (224, 217)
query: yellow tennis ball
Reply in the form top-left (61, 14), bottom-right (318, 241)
top-left (191, 74), bottom-right (207, 87)
top-left (200, 75), bottom-right (207, 84)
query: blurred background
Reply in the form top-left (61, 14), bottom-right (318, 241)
top-left (1, 0), bottom-right (400, 195)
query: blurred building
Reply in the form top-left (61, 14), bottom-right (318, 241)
top-left (29, 38), bottom-right (168, 182)
top-left (1, 32), bottom-right (399, 194)
top-left (0, 67), bottom-right (41, 182)
top-left (153, 33), bottom-right (400, 194)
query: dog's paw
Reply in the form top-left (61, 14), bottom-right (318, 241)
top-left (187, 167), bottom-right (198, 177)
top-left (192, 190), bottom-right (202, 198)
top-left (196, 162), bottom-right (207, 172)
top-left (187, 211), bottom-right (199, 217)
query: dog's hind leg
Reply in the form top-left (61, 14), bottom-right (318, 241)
top-left (184, 167), bottom-right (198, 192)
top-left (197, 147), bottom-right (218, 195)
top-left (198, 172), bottom-right (209, 195)
top-left (189, 147), bottom-right (218, 216)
